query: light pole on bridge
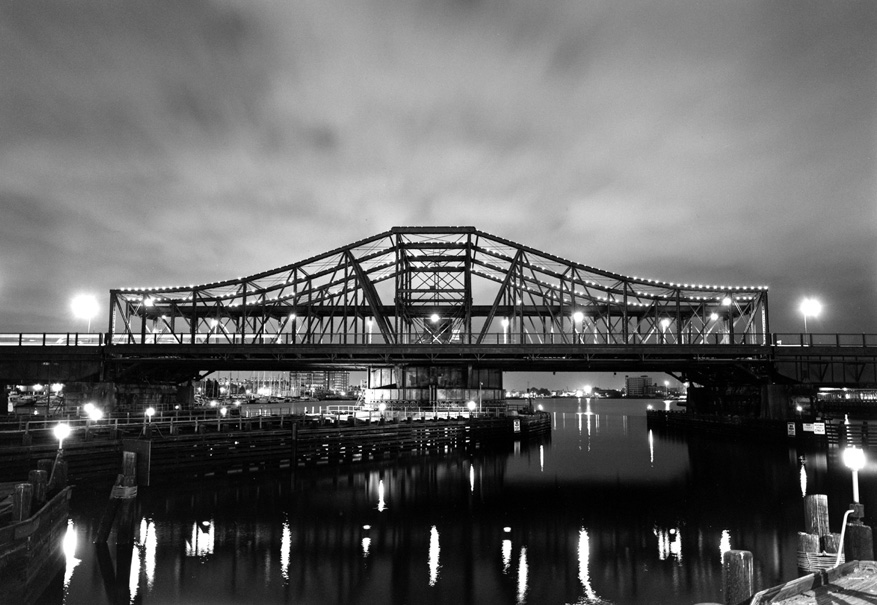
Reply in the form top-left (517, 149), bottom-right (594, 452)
top-left (800, 298), bottom-right (822, 334)
top-left (71, 294), bottom-right (99, 333)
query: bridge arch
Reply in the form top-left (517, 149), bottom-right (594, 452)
top-left (108, 226), bottom-right (769, 347)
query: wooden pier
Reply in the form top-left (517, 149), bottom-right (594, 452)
top-left (0, 456), bottom-right (73, 604)
top-left (0, 411), bottom-right (550, 485)
top-left (745, 560), bottom-right (877, 604)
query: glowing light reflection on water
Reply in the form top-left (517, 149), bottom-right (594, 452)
top-left (52, 398), bottom-right (852, 605)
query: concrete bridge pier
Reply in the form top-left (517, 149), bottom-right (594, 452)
top-left (64, 382), bottom-right (188, 414)
top-left (686, 383), bottom-right (814, 421)
top-left (761, 384), bottom-right (792, 420)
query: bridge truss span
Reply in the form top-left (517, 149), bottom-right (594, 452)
top-left (108, 226), bottom-right (770, 349)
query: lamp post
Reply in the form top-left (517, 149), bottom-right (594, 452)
top-left (71, 294), bottom-right (99, 333)
top-left (50, 422), bottom-right (71, 489)
top-left (800, 298), bottom-right (821, 335)
top-left (53, 422), bottom-right (71, 451)
top-left (844, 446), bottom-right (866, 504)
top-left (840, 445), bottom-right (874, 562)
top-left (660, 318), bottom-right (671, 345)
top-left (573, 311), bottom-right (584, 343)
top-left (144, 407), bottom-right (155, 434)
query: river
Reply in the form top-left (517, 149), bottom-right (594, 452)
top-left (39, 398), bottom-right (873, 604)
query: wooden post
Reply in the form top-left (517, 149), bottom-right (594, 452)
top-left (48, 452), bottom-right (68, 491)
top-left (37, 458), bottom-right (54, 477)
top-left (723, 550), bottom-right (754, 605)
top-left (94, 451), bottom-right (139, 544)
top-left (28, 469), bottom-right (48, 508)
top-left (797, 531), bottom-right (820, 552)
top-left (804, 494), bottom-right (830, 536)
top-left (12, 483), bottom-right (33, 522)
top-left (822, 533), bottom-right (842, 553)
top-left (94, 474), bottom-right (124, 543)
top-left (291, 422), bottom-right (298, 465)
top-left (844, 519), bottom-right (874, 562)
top-left (116, 452), bottom-right (138, 544)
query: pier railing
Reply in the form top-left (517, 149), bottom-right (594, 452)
top-left (2, 332), bottom-right (876, 348)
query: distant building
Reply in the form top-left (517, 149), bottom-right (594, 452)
top-left (625, 375), bottom-right (654, 398)
top-left (289, 371), bottom-right (350, 395)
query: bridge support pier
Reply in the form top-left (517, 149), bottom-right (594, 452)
top-left (762, 384), bottom-right (792, 420)
top-left (688, 384), bottom-right (813, 421)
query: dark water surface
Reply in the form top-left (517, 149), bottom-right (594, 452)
top-left (39, 398), bottom-right (875, 604)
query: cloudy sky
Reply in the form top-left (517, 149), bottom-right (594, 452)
top-left (1, 0), bottom-right (875, 342)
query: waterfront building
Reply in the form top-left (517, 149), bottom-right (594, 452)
top-left (289, 370), bottom-right (351, 396)
top-left (625, 375), bottom-right (654, 397)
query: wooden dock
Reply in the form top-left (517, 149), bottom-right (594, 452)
top-left (745, 560), bottom-right (877, 604)
top-left (0, 455), bottom-right (73, 605)
top-left (0, 411), bottom-right (550, 485)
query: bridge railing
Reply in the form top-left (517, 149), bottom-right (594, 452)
top-left (101, 332), bottom-right (760, 346)
top-left (101, 331), bottom-right (771, 346)
top-left (0, 333), bottom-right (106, 346)
top-left (772, 333), bottom-right (877, 348)
top-left (1, 332), bottom-right (875, 348)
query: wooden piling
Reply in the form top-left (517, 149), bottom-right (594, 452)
top-left (93, 451), bottom-right (139, 544)
top-left (804, 494), bottom-right (830, 536)
top-left (37, 458), bottom-right (53, 477)
top-left (48, 453), bottom-right (68, 491)
top-left (821, 532), bottom-right (842, 553)
top-left (723, 550), bottom-right (754, 605)
top-left (28, 469), bottom-right (48, 507)
top-left (844, 521), bottom-right (874, 562)
top-left (93, 475), bottom-right (124, 543)
top-left (12, 483), bottom-right (33, 522)
top-left (797, 531), bottom-right (820, 554)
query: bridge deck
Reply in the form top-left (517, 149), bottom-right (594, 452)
top-left (0, 333), bottom-right (875, 386)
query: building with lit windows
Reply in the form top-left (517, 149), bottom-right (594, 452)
top-left (625, 375), bottom-right (654, 398)
top-left (289, 371), bottom-right (350, 396)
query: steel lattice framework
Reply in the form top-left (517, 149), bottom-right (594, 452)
top-left (109, 226), bottom-right (769, 347)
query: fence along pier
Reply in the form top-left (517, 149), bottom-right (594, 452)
top-left (0, 407), bottom-right (550, 486)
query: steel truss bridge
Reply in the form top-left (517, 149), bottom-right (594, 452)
top-left (105, 225), bottom-right (773, 384)
top-left (0, 226), bottom-right (875, 388)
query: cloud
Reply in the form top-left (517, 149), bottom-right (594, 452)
top-left (0, 0), bottom-right (874, 332)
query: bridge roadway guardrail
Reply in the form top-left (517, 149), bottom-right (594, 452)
top-left (2, 332), bottom-right (876, 347)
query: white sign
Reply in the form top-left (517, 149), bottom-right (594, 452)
top-left (803, 423), bottom-right (814, 433)
top-left (787, 422), bottom-right (796, 436)
top-left (513, 419), bottom-right (521, 433)
top-left (813, 422), bottom-right (825, 435)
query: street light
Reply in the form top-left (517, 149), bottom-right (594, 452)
top-left (572, 311), bottom-right (584, 343)
top-left (843, 446), bottom-right (866, 503)
top-left (660, 317), bottom-right (671, 344)
top-left (800, 298), bottom-right (822, 334)
top-left (71, 294), bottom-right (99, 333)
top-left (53, 423), bottom-right (72, 450)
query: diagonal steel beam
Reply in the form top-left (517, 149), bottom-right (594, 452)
top-left (345, 249), bottom-right (395, 345)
